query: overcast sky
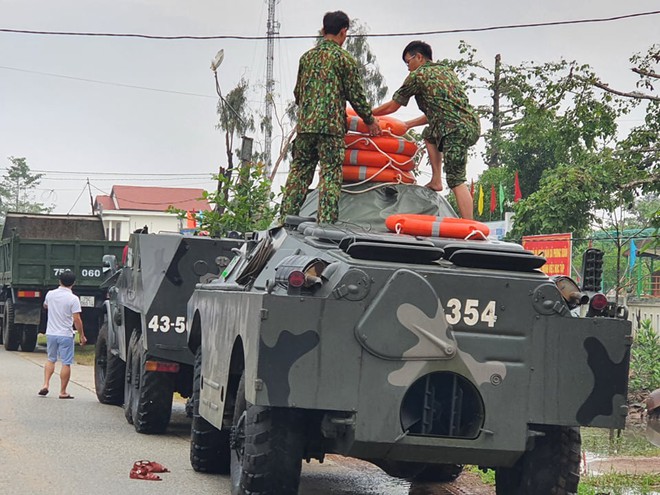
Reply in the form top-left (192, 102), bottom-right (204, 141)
top-left (0, 0), bottom-right (657, 214)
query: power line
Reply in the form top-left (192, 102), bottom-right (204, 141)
top-left (1, 10), bottom-right (658, 40)
top-left (0, 65), bottom-right (216, 98)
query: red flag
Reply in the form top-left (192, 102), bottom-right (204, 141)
top-left (470, 179), bottom-right (474, 198)
top-left (490, 184), bottom-right (496, 213)
top-left (514, 171), bottom-right (522, 202)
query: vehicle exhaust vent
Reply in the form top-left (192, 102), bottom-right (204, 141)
top-left (400, 372), bottom-right (484, 439)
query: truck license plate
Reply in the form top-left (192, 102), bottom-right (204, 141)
top-left (80, 296), bottom-right (95, 308)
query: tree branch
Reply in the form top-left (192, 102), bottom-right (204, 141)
top-left (632, 67), bottom-right (660, 80)
top-left (622, 174), bottom-right (660, 189)
top-left (591, 79), bottom-right (660, 101)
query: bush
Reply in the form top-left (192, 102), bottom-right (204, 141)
top-left (628, 319), bottom-right (660, 395)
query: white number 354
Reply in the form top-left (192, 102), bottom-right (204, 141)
top-left (445, 299), bottom-right (497, 328)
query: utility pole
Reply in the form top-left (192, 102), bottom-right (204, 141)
top-left (264, 0), bottom-right (280, 173)
top-left (488, 54), bottom-right (502, 168)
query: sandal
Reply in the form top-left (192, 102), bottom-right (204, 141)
top-left (129, 467), bottom-right (161, 481)
top-left (133, 460), bottom-right (170, 473)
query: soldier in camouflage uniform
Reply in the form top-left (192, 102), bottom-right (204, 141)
top-left (373, 40), bottom-right (480, 219)
top-left (280, 11), bottom-right (380, 225)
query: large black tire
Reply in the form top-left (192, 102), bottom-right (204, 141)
top-left (230, 373), bottom-right (305, 495)
top-left (128, 331), bottom-right (174, 434)
top-left (94, 323), bottom-right (126, 405)
top-left (413, 463), bottom-right (464, 482)
top-left (495, 426), bottom-right (581, 495)
top-left (190, 347), bottom-right (231, 473)
top-left (3, 300), bottom-right (20, 351)
top-left (123, 331), bottom-right (139, 425)
top-left (19, 324), bottom-right (38, 352)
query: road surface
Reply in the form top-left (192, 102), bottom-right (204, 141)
top-left (0, 345), bottom-right (493, 495)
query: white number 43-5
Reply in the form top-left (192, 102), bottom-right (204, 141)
top-left (148, 315), bottom-right (186, 333)
top-left (445, 299), bottom-right (497, 328)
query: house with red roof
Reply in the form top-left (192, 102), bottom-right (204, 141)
top-left (93, 185), bottom-right (210, 241)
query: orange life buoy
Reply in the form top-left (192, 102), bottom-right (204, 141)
top-left (343, 150), bottom-right (415, 172)
top-left (346, 108), bottom-right (407, 136)
top-left (385, 214), bottom-right (490, 239)
top-left (345, 135), bottom-right (418, 157)
top-left (342, 166), bottom-right (415, 184)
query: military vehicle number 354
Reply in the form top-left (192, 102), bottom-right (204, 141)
top-left (445, 299), bottom-right (497, 328)
top-left (147, 315), bottom-right (186, 333)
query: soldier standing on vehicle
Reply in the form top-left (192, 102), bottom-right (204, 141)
top-left (38, 271), bottom-right (86, 399)
top-left (373, 40), bottom-right (480, 220)
top-left (280, 10), bottom-right (381, 225)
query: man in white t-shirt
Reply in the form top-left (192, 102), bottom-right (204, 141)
top-left (38, 271), bottom-right (86, 399)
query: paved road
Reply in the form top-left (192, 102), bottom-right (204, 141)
top-left (0, 345), bottom-right (490, 495)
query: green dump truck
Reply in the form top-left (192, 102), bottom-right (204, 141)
top-left (0, 212), bottom-right (124, 352)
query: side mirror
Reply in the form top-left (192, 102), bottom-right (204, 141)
top-left (103, 254), bottom-right (118, 275)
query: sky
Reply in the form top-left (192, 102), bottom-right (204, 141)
top-left (0, 0), bottom-right (658, 215)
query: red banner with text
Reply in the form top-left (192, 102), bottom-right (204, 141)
top-left (522, 233), bottom-right (572, 276)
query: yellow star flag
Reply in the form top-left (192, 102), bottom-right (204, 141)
top-left (478, 185), bottom-right (484, 215)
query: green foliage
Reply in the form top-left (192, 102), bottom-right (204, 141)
top-left (216, 78), bottom-right (255, 173)
top-left (509, 161), bottom-right (603, 238)
top-left (628, 319), bottom-right (660, 395)
top-left (344, 20), bottom-right (388, 107)
top-left (0, 157), bottom-right (52, 218)
top-left (581, 425), bottom-right (660, 458)
top-left (580, 472), bottom-right (660, 495)
top-left (201, 163), bottom-right (278, 237)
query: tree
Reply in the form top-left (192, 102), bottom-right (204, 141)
top-left (344, 21), bottom-right (388, 107)
top-left (216, 78), bottom-right (255, 204)
top-left (0, 157), bottom-right (52, 218)
top-left (200, 162), bottom-right (278, 237)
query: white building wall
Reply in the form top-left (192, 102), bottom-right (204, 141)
top-left (99, 210), bottom-right (184, 241)
top-left (625, 296), bottom-right (660, 334)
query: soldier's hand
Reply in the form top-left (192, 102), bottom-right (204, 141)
top-left (367, 119), bottom-right (381, 137)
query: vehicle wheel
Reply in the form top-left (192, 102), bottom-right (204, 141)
top-left (190, 347), bottom-right (230, 473)
top-left (413, 463), bottom-right (464, 482)
top-left (230, 373), bottom-right (305, 495)
top-left (123, 331), bottom-right (140, 424)
top-left (495, 426), bottom-right (581, 495)
top-left (3, 300), bottom-right (20, 351)
top-left (94, 322), bottom-right (126, 405)
top-left (130, 331), bottom-right (174, 434)
top-left (19, 324), bottom-right (38, 352)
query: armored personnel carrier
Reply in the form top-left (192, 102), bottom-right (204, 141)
top-left (187, 184), bottom-right (631, 494)
top-left (94, 232), bottom-right (241, 433)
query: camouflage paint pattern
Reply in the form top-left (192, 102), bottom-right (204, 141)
top-left (393, 61), bottom-right (480, 187)
top-left (280, 134), bottom-right (345, 224)
top-left (188, 214), bottom-right (631, 468)
top-left (294, 39), bottom-right (374, 136)
top-left (105, 234), bottom-right (241, 365)
top-left (281, 39), bottom-right (375, 224)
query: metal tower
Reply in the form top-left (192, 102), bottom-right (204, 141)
top-left (264, 0), bottom-right (280, 172)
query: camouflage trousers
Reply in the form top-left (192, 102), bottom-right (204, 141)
top-left (280, 133), bottom-right (344, 224)
top-left (423, 123), bottom-right (480, 188)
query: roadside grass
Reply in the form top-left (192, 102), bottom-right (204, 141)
top-left (468, 466), bottom-right (660, 494)
top-left (578, 472), bottom-right (660, 495)
top-left (582, 426), bottom-right (660, 457)
top-left (37, 333), bottom-right (96, 366)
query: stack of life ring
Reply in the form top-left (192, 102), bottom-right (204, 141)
top-left (343, 108), bottom-right (417, 185)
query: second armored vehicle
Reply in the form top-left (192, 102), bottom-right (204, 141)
top-left (94, 232), bottom-right (241, 433)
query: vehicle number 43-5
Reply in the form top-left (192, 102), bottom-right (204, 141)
top-left (445, 299), bottom-right (497, 328)
top-left (148, 315), bottom-right (186, 333)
